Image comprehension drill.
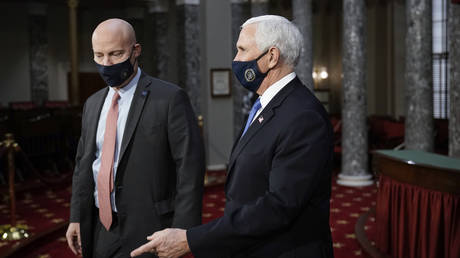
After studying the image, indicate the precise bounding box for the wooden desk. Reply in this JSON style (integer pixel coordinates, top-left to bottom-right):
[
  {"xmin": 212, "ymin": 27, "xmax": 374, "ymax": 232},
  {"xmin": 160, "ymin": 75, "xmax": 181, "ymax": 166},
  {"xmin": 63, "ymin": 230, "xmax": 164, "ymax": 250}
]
[
  {"xmin": 373, "ymin": 150, "xmax": 460, "ymax": 194},
  {"xmin": 372, "ymin": 150, "xmax": 460, "ymax": 258}
]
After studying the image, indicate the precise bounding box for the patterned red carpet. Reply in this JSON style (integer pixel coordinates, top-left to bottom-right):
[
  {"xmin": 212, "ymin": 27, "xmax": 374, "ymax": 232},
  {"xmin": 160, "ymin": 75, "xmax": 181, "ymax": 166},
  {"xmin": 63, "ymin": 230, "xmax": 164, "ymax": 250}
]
[
  {"xmin": 0, "ymin": 180, "xmax": 72, "ymax": 257},
  {"xmin": 0, "ymin": 172, "xmax": 377, "ymax": 258},
  {"xmin": 329, "ymin": 181, "xmax": 377, "ymax": 257}
]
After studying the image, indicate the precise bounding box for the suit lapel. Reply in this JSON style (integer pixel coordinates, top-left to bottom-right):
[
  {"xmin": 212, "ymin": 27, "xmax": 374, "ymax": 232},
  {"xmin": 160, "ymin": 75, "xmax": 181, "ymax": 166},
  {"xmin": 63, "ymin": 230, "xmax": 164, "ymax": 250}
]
[
  {"xmin": 226, "ymin": 78, "xmax": 299, "ymax": 176},
  {"xmin": 87, "ymin": 88, "xmax": 109, "ymax": 158},
  {"xmin": 117, "ymin": 72, "xmax": 151, "ymax": 169},
  {"xmin": 229, "ymin": 124, "xmax": 245, "ymax": 155},
  {"xmin": 227, "ymin": 109, "xmax": 274, "ymax": 173}
]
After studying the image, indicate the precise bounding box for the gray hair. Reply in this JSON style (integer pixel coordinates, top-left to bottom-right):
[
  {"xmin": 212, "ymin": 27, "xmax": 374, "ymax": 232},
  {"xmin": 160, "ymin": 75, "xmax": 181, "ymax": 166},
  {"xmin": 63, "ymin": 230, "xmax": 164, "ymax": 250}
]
[{"xmin": 242, "ymin": 15, "xmax": 303, "ymax": 68}]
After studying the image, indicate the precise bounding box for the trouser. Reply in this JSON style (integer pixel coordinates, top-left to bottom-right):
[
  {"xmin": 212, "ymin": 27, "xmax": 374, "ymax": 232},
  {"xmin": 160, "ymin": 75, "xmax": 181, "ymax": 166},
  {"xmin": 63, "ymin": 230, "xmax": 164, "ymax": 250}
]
[{"xmin": 93, "ymin": 209, "xmax": 125, "ymax": 258}]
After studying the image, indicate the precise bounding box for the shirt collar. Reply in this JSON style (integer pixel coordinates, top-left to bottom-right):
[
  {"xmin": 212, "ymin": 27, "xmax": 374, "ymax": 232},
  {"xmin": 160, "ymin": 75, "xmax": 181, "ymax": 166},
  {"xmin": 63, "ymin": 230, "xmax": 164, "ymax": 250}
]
[
  {"xmin": 259, "ymin": 72, "xmax": 296, "ymax": 109},
  {"xmin": 109, "ymin": 67, "xmax": 141, "ymax": 98}
]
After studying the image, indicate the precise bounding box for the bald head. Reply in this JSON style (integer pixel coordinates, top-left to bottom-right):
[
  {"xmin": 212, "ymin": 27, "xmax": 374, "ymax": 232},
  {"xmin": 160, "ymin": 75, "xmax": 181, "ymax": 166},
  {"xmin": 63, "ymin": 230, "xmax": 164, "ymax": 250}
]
[
  {"xmin": 92, "ymin": 18, "xmax": 136, "ymax": 47},
  {"xmin": 92, "ymin": 18, "xmax": 141, "ymax": 68},
  {"xmin": 92, "ymin": 18, "xmax": 142, "ymax": 87}
]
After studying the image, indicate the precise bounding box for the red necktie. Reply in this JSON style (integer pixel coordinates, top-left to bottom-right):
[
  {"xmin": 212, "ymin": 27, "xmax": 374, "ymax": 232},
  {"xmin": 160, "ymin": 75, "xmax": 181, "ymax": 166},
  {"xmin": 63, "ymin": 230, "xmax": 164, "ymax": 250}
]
[{"xmin": 97, "ymin": 91, "xmax": 120, "ymax": 230}]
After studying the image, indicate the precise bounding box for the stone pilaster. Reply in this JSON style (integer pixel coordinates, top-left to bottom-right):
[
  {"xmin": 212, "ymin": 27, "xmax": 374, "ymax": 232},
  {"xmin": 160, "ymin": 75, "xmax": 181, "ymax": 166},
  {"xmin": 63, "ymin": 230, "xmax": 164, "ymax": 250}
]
[
  {"xmin": 28, "ymin": 3, "xmax": 48, "ymax": 103},
  {"xmin": 449, "ymin": 1, "xmax": 460, "ymax": 158},
  {"xmin": 125, "ymin": 7, "xmax": 145, "ymax": 67},
  {"xmin": 292, "ymin": 0, "xmax": 314, "ymax": 90},
  {"xmin": 176, "ymin": 0, "xmax": 201, "ymax": 115},
  {"xmin": 231, "ymin": 0, "xmax": 251, "ymax": 138},
  {"xmin": 404, "ymin": 0, "xmax": 434, "ymax": 151},
  {"xmin": 338, "ymin": 0, "xmax": 372, "ymax": 187},
  {"xmin": 68, "ymin": 0, "xmax": 79, "ymax": 105},
  {"xmin": 147, "ymin": 0, "xmax": 169, "ymax": 80}
]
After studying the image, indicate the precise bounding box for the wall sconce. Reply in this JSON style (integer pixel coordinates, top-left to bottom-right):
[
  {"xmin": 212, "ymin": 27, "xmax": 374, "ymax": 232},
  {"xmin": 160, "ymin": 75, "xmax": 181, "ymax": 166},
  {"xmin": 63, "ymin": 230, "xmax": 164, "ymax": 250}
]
[{"xmin": 312, "ymin": 67, "xmax": 328, "ymax": 86}]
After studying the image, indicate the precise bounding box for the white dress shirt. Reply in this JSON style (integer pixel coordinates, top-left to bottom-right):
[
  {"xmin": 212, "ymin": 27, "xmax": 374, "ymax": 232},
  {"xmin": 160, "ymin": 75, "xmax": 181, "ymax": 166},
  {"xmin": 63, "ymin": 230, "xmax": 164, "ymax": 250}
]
[
  {"xmin": 93, "ymin": 67, "xmax": 141, "ymax": 212},
  {"xmin": 251, "ymin": 72, "xmax": 296, "ymax": 124}
]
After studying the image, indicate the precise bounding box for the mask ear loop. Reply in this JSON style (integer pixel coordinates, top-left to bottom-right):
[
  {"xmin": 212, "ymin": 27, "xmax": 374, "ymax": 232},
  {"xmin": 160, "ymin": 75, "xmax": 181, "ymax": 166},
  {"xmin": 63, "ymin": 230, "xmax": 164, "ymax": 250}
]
[
  {"xmin": 256, "ymin": 49, "xmax": 272, "ymax": 76},
  {"xmin": 255, "ymin": 49, "xmax": 269, "ymax": 61}
]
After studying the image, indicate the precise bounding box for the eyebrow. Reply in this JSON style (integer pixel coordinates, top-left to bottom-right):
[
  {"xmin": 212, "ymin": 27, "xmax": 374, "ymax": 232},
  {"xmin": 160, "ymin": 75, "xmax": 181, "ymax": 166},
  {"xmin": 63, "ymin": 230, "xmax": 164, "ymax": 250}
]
[
  {"xmin": 110, "ymin": 50, "xmax": 124, "ymax": 54},
  {"xmin": 93, "ymin": 49, "xmax": 125, "ymax": 55}
]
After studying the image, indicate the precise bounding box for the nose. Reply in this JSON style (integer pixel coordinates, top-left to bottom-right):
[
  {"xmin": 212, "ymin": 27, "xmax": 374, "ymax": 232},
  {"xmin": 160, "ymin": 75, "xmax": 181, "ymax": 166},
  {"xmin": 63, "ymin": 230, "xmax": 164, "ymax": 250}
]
[
  {"xmin": 233, "ymin": 51, "xmax": 241, "ymax": 62},
  {"xmin": 102, "ymin": 56, "xmax": 113, "ymax": 66}
]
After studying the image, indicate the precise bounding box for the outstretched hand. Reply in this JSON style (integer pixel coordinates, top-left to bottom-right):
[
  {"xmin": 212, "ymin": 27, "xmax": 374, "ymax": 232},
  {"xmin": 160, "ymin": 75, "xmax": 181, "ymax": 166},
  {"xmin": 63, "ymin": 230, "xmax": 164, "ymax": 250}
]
[{"xmin": 130, "ymin": 228, "xmax": 190, "ymax": 258}]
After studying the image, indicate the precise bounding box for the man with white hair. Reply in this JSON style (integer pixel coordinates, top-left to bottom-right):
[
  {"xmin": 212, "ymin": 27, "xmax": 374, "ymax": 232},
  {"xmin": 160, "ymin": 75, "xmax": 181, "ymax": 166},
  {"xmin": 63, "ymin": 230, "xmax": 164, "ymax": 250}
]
[{"xmin": 131, "ymin": 15, "xmax": 334, "ymax": 258}]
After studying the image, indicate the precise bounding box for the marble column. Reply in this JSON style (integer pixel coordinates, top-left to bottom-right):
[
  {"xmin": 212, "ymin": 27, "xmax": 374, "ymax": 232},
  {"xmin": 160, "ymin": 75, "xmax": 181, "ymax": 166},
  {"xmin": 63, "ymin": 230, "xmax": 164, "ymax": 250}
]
[
  {"xmin": 28, "ymin": 3, "xmax": 48, "ymax": 104},
  {"xmin": 337, "ymin": 0, "xmax": 372, "ymax": 187},
  {"xmin": 231, "ymin": 0, "xmax": 251, "ymax": 138},
  {"xmin": 176, "ymin": 0, "xmax": 201, "ymax": 115},
  {"xmin": 251, "ymin": 0, "xmax": 269, "ymax": 16},
  {"xmin": 292, "ymin": 0, "xmax": 314, "ymax": 90},
  {"xmin": 404, "ymin": 0, "xmax": 434, "ymax": 151},
  {"xmin": 449, "ymin": 2, "xmax": 460, "ymax": 158},
  {"xmin": 147, "ymin": 0, "xmax": 169, "ymax": 80},
  {"xmin": 126, "ymin": 7, "xmax": 145, "ymax": 67},
  {"xmin": 68, "ymin": 0, "xmax": 79, "ymax": 105}
]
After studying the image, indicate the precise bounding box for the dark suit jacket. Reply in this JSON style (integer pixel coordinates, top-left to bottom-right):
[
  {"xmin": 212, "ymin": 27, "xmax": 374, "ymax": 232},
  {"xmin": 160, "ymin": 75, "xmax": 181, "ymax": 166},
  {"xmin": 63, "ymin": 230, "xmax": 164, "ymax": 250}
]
[
  {"xmin": 187, "ymin": 77, "xmax": 334, "ymax": 258},
  {"xmin": 70, "ymin": 72, "xmax": 205, "ymax": 257}
]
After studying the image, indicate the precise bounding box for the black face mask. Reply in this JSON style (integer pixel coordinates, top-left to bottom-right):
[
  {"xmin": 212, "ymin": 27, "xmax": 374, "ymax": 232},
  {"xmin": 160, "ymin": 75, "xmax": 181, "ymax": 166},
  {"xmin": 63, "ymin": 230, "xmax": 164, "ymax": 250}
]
[
  {"xmin": 95, "ymin": 47, "xmax": 136, "ymax": 87},
  {"xmin": 231, "ymin": 50, "xmax": 270, "ymax": 93}
]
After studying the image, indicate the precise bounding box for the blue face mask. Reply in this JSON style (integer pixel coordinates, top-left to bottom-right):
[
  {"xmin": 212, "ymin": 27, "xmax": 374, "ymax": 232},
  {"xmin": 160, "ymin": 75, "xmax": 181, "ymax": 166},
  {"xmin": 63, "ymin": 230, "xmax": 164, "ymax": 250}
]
[
  {"xmin": 95, "ymin": 47, "xmax": 136, "ymax": 87},
  {"xmin": 232, "ymin": 50, "xmax": 270, "ymax": 92}
]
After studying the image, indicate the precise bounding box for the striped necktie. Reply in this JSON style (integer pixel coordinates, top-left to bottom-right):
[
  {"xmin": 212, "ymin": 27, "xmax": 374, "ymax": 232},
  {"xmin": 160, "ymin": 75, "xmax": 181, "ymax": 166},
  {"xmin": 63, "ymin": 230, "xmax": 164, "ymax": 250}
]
[{"xmin": 97, "ymin": 91, "xmax": 120, "ymax": 230}]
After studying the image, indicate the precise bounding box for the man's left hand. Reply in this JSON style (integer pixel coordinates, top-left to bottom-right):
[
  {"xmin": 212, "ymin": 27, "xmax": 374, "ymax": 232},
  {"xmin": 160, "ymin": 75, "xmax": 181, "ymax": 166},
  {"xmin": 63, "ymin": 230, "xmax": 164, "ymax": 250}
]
[{"xmin": 130, "ymin": 228, "xmax": 190, "ymax": 258}]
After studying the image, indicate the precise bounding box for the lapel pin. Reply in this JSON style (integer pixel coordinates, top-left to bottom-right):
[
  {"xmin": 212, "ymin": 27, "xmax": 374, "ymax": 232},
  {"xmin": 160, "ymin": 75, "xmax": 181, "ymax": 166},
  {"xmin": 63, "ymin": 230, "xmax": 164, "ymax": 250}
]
[
  {"xmin": 141, "ymin": 90, "xmax": 149, "ymax": 97},
  {"xmin": 258, "ymin": 116, "xmax": 264, "ymax": 123}
]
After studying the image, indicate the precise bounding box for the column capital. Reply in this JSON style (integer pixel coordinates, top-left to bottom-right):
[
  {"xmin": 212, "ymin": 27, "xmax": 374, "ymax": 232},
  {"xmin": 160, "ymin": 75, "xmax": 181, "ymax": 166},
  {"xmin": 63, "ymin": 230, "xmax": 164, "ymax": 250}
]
[
  {"xmin": 147, "ymin": 0, "xmax": 168, "ymax": 13},
  {"xmin": 68, "ymin": 0, "xmax": 79, "ymax": 9},
  {"xmin": 176, "ymin": 0, "xmax": 200, "ymax": 6}
]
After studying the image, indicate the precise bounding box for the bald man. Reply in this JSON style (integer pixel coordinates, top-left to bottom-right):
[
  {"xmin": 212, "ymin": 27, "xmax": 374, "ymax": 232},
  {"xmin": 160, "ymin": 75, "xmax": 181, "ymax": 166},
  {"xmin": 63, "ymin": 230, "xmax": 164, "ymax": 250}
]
[{"xmin": 65, "ymin": 18, "xmax": 205, "ymax": 258}]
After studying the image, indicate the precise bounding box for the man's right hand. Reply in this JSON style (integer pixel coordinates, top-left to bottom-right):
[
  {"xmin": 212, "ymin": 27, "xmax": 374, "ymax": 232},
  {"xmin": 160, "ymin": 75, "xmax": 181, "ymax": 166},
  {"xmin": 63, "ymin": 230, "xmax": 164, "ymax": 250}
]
[{"xmin": 66, "ymin": 222, "xmax": 82, "ymax": 255}]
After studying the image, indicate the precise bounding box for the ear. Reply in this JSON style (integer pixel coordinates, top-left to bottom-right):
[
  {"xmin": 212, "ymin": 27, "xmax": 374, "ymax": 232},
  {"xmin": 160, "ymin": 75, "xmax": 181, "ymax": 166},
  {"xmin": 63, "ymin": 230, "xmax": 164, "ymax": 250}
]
[
  {"xmin": 134, "ymin": 43, "xmax": 142, "ymax": 58},
  {"xmin": 267, "ymin": 47, "xmax": 280, "ymax": 69}
]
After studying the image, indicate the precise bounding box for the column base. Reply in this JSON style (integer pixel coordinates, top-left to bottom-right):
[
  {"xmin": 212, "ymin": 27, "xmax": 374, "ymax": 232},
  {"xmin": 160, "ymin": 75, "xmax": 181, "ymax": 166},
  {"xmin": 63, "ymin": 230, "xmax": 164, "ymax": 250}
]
[
  {"xmin": 206, "ymin": 164, "xmax": 227, "ymax": 171},
  {"xmin": 337, "ymin": 173, "xmax": 374, "ymax": 187}
]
